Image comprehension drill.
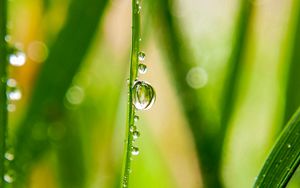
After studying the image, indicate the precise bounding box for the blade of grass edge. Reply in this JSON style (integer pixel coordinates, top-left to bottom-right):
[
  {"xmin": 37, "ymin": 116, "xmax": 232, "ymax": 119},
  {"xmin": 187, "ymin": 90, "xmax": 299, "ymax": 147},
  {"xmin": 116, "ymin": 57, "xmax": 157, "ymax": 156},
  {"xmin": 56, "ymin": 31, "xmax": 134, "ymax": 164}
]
[
  {"xmin": 254, "ymin": 107, "xmax": 300, "ymax": 187},
  {"xmin": 12, "ymin": 0, "xmax": 109, "ymax": 186}
]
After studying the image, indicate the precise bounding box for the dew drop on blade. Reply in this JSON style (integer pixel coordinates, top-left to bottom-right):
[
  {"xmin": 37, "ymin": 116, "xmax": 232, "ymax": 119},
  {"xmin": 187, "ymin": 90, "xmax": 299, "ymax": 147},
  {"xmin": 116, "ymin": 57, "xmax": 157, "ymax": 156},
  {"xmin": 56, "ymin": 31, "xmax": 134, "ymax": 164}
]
[
  {"xmin": 138, "ymin": 64, "xmax": 147, "ymax": 74},
  {"xmin": 9, "ymin": 51, "xmax": 26, "ymax": 67},
  {"xmin": 131, "ymin": 147, "xmax": 139, "ymax": 156},
  {"xmin": 134, "ymin": 115, "xmax": 139, "ymax": 122},
  {"xmin": 130, "ymin": 125, "xmax": 136, "ymax": 133},
  {"xmin": 132, "ymin": 81, "xmax": 156, "ymax": 110},
  {"xmin": 138, "ymin": 52, "xmax": 145, "ymax": 61},
  {"xmin": 7, "ymin": 87, "xmax": 22, "ymax": 101},
  {"xmin": 133, "ymin": 131, "xmax": 140, "ymax": 140},
  {"xmin": 4, "ymin": 171, "xmax": 15, "ymax": 183},
  {"xmin": 4, "ymin": 151, "xmax": 14, "ymax": 161}
]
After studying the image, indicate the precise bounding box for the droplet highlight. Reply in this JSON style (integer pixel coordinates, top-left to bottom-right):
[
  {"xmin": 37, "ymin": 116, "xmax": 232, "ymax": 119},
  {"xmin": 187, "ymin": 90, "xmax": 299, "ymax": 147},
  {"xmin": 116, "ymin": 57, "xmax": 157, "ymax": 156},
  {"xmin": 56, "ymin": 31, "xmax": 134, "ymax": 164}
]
[
  {"xmin": 132, "ymin": 81, "xmax": 156, "ymax": 110},
  {"xmin": 138, "ymin": 64, "xmax": 147, "ymax": 74}
]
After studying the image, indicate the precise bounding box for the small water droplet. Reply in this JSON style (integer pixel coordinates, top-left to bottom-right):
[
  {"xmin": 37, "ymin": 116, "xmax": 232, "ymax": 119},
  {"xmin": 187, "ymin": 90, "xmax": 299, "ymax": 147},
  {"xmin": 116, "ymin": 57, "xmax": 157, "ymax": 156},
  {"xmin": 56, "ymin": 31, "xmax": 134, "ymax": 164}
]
[
  {"xmin": 5, "ymin": 35, "xmax": 11, "ymax": 42},
  {"xmin": 138, "ymin": 64, "xmax": 147, "ymax": 74},
  {"xmin": 130, "ymin": 125, "xmax": 136, "ymax": 133},
  {"xmin": 138, "ymin": 52, "xmax": 145, "ymax": 61},
  {"xmin": 4, "ymin": 151, "xmax": 14, "ymax": 161},
  {"xmin": 4, "ymin": 171, "xmax": 15, "ymax": 183},
  {"xmin": 131, "ymin": 147, "xmax": 139, "ymax": 156},
  {"xmin": 138, "ymin": 5, "xmax": 142, "ymax": 13},
  {"xmin": 7, "ymin": 88, "xmax": 21, "ymax": 101},
  {"xmin": 132, "ymin": 81, "xmax": 156, "ymax": 110},
  {"xmin": 9, "ymin": 51, "xmax": 26, "ymax": 66},
  {"xmin": 7, "ymin": 103, "xmax": 16, "ymax": 112},
  {"xmin": 134, "ymin": 115, "xmax": 139, "ymax": 122},
  {"xmin": 133, "ymin": 131, "xmax": 140, "ymax": 140},
  {"xmin": 287, "ymin": 144, "xmax": 291, "ymax": 148}
]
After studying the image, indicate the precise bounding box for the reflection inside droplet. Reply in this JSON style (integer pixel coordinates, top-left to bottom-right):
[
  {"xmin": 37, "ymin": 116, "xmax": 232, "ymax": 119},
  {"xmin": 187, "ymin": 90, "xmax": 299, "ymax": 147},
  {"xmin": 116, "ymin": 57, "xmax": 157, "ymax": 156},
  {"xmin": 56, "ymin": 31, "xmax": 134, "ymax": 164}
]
[{"xmin": 132, "ymin": 81, "xmax": 156, "ymax": 110}]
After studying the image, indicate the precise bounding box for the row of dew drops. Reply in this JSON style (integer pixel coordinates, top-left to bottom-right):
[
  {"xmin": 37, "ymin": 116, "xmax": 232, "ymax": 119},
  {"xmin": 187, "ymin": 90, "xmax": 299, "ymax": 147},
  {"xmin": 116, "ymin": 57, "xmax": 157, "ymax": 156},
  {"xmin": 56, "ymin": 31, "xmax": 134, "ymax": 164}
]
[
  {"xmin": 123, "ymin": 49, "xmax": 156, "ymax": 187},
  {"xmin": 129, "ymin": 51, "xmax": 156, "ymax": 158},
  {"xmin": 2, "ymin": 37, "xmax": 27, "ymax": 184}
]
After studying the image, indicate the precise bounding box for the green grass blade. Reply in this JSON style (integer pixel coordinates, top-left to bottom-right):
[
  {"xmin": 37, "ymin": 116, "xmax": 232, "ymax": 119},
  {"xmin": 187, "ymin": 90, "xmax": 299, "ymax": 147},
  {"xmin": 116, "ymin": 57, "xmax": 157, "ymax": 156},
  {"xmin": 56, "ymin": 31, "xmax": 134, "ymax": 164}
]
[
  {"xmin": 254, "ymin": 107, "xmax": 300, "ymax": 187},
  {"xmin": 153, "ymin": 0, "xmax": 223, "ymax": 187},
  {"xmin": 120, "ymin": 0, "xmax": 141, "ymax": 187},
  {"xmin": 283, "ymin": 2, "xmax": 300, "ymax": 124},
  {"xmin": 0, "ymin": 0, "xmax": 8, "ymax": 186},
  {"xmin": 12, "ymin": 0, "xmax": 109, "ymax": 186},
  {"xmin": 220, "ymin": 1, "xmax": 252, "ymax": 134}
]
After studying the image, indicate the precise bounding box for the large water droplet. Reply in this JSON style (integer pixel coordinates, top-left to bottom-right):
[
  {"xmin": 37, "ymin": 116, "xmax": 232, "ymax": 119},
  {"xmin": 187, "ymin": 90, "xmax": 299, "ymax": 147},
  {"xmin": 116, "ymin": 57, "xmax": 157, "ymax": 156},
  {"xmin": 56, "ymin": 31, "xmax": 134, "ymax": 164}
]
[
  {"xmin": 131, "ymin": 147, "xmax": 139, "ymax": 156},
  {"xmin": 138, "ymin": 64, "xmax": 147, "ymax": 74},
  {"xmin": 138, "ymin": 52, "xmax": 145, "ymax": 61},
  {"xmin": 133, "ymin": 131, "xmax": 140, "ymax": 140},
  {"xmin": 132, "ymin": 81, "xmax": 156, "ymax": 110},
  {"xmin": 9, "ymin": 51, "xmax": 26, "ymax": 67}
]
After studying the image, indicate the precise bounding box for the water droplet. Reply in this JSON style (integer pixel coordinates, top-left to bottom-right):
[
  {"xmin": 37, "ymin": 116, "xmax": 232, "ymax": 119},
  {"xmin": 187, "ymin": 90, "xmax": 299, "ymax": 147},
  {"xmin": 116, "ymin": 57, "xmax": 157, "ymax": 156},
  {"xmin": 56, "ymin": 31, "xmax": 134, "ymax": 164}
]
[
  {"xmin": 138, "ymin": 52, "xmax": 145, "ymax": 61},
  {"xmin": 4, "ymin": 171, "xmax": 15, "ymax": 183},
  {"xmin": 7, "ymin": 78, "xmax": 17, "ymax": 87},
  {"xmin": 131, "ymin": 147, "xmax": 139, "ymax": 156},
  {"xmin": 5, "ymin": 35, "xmax": 11, "ymax": 42},
  {"xmin": 138, "ymin": 5, "xmax": 142, "ymax": 13},
  {"xmin": 4, "ymin": 150, "xmax": 14, "ymax": 161},
  {"xmin": 7, "ymin": 103, "xmax": 16, "ymax": 112},
  {"xmin": 9, "ymin": 51, "xmax": 26, "ymax": 66},
  {"xmin": 7, "ymin": 87, "xmax": 22, "ymax": 101},
  {"xmin": 130, "ymin": 125, "xmax": 136, "ymax": 133},
  {"xmin": 287, "ymin": 144, "xmax": 291, "ymax": 148},
  {"xmin": 132, "ymin": 81, "xmax": 156, "ymax": 110},
  {"xmin": 186, "ymin": 67, "xmax": 208, "ymax": 89},
  {"xmin": 134, "ymin": 115, "xmax": 139, "ymax": 122},
  {"xmin": 138, "ymin": 64, "xmax": 147, "ymax": 74},
  {"xmin": 133, "ymin": 131, "xmax": 140, "ymax": 140}
]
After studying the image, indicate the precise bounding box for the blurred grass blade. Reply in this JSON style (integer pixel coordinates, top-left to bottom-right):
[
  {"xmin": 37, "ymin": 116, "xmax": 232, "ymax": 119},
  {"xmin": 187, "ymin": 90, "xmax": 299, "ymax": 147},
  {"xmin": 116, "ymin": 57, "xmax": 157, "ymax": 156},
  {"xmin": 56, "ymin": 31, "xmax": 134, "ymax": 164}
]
[
  {"xmin": 153, "ymin": 0, "xmax": 223, "ymax": 187},
  {"xmin": 254, "ymin": 107, "xmax": 300, "ymax": 187},
  {"xmin": 283, "ymin": 1, "xmax": 300, "ymax": 124},
  {"xmin": 153, "ymin": 0, "xmax": 253, "ymax": 187},
  {"xmin": 12, "ymin": 0, "xmax": 109, "ymax": 186},
  {"xmin": 220, "ymin": 1, "xmax": 252, "ymax": 133}
]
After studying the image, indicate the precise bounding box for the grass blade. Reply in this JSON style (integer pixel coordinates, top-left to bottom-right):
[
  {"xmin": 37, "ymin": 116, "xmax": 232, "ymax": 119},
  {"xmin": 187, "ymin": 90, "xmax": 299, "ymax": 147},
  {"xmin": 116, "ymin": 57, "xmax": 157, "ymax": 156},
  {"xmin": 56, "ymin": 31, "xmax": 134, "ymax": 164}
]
[
  {"xmin": 153, "ymin": 0, "xmax": 223, "ymax": 187},
  {"xmin": 12, "ymin": 0, "xmax": 109, "ymax": 186},
  {"xmin": 254, "ymin": 107, "xmax": 300, "ymax": 187},
  {"xmin": 283, "ymin": 2, "xmax": 300, "ymax": 124},
  {"xmin": 120, "ymin": 0, "xmax": 141, "ymax": 187},
  {"xmin": 0, "ymin": 0, "xmax": 8, "ymax": 186}
]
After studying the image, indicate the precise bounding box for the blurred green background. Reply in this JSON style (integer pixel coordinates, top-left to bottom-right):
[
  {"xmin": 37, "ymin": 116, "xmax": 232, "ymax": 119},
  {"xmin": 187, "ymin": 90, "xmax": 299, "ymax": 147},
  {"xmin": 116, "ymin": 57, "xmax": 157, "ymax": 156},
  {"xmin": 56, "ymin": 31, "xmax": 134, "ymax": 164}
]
[{"xmin": 5, "ymin": 0, "xmax": 300, "ymax": 187}]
